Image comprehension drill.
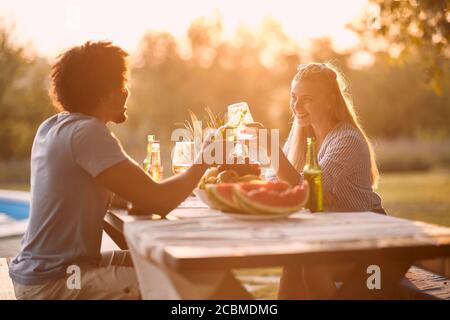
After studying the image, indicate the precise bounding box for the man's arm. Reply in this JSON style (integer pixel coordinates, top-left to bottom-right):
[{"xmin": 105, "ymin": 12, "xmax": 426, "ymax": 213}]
[{"xmin": 95, "ymin": 158, "xmax": 207, "ymax": 217}]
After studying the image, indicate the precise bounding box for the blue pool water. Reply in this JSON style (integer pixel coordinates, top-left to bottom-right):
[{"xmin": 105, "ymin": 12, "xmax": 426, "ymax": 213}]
[
  {"xmin": 0, "ymin": 190, "xmax": 30, "ymax": 238},
  {"xmin": 0, "ymin": 199, "xmax": 29, "ymax": 220},
  {"xmin": 0, "ymin": 190, "xmax": 30, "ymax": 220}
]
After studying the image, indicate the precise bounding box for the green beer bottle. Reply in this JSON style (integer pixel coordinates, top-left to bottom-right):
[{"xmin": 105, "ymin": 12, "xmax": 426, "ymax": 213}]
[
  {"xmin": 303, "ymin": 137, "xmax": 323, "ymax": 212},
  {"xmin": 143, "ymin": 134, "xmax": 155, "ymax": 173}
]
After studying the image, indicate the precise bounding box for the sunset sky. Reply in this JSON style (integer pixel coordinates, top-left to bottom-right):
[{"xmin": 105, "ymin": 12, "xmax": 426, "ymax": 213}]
[{"xmin": 0, "ymin": 0, "xmax": 369, "ymax": 58}]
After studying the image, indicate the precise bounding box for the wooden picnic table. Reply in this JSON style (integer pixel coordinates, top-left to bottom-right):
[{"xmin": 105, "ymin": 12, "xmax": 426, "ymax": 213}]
[{"xmin": 104, "ymin": 197, "xmax": 450, "ymax": 299}]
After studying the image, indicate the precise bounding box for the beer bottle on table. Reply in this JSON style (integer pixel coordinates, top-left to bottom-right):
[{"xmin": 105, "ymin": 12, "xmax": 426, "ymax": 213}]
[
  {"xmin": 149, "ymin": 140, "xmax": 164, "ymax": 182},
  {"xmin": 130, "ymin": 134, "xmax": 157, "ymax": 214},
  {"xmin": 143, "ymin": 134, "xmax": 155, "ymax": 173},
  {"xmin": 303, "ymin": 137, "xmax": 323, "ymax": 212}
]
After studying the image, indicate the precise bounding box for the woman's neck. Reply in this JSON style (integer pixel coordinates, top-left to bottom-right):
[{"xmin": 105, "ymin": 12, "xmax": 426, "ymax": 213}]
[{"xmin": 311, "ymin": 118, "xmax": 340, "ymax": 147}]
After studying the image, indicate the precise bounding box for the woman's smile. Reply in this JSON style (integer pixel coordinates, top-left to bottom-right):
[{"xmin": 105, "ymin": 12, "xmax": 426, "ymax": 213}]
[
  {"xmin": 293, "ymin": 105, "xmax": 310, "ymax": 119},
  {"xmin": 295, "ymin": 111, "xmax": 309, "ymax": 119}
]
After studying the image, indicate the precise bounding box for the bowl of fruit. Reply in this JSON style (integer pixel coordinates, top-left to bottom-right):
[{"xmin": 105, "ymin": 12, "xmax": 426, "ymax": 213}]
[
  {"xmin": 195, "ymin": 156, "xmax": 263, "ymax": 208},
  {"xmin": 197, "ymin": 157, "xmax": 262, "ymax": 187},
  {"xmin": 205, "ymin": 180, "xmax": 310, "ymax": 220}
]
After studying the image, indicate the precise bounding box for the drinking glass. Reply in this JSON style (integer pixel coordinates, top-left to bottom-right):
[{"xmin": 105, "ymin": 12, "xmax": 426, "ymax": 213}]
[
  {"xmin": 172, "ymin": 141, "xmax": 196, "ymax": 174},
  {"xmin": 227, "ymin": 102, "xmax": 256, "ymax": 159},
  {"xmin": 227, "ymin": 102, "xmax": 254, "ymax": 132}
]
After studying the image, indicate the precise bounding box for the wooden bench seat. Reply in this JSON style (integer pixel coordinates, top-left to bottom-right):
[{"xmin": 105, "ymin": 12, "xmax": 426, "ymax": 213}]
[{"xmin": 400, "ymin": 266, "xmax": 450, "ymax": 300}]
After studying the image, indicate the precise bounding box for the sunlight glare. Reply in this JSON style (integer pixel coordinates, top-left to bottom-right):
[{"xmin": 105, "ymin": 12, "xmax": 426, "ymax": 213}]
[{"xmin": 0, "ymin": 0, "xmax": 369, "ymax": 58}]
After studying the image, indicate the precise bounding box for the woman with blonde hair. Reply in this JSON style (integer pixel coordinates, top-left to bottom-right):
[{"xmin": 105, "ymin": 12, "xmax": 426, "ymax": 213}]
[{"xmin": 248, "ymin": 62, "xmax": 385, "ymax": 298}]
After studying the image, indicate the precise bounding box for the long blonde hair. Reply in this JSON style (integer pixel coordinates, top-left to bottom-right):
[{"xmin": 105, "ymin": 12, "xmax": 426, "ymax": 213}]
[{"xmin": 285, "ymin": 62, "xmax": 379, "ymax": 189}]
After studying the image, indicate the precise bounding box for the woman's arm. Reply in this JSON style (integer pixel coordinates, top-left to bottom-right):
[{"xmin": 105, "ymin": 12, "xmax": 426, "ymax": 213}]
[{"xmin": 274, "ymin": 146, "xmax": 302, "ymax": 186}]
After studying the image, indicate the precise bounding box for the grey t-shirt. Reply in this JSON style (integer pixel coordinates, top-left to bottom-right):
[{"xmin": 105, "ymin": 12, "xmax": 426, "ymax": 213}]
[{"xmin": 9, "ymin": 112, "xmax": 128, "ymax": 285}]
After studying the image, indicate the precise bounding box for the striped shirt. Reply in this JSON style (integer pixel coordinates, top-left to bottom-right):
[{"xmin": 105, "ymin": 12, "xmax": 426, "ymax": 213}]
[{"xmin": 273, "ymin": 123, "xmax": 383, "ymax": 212}]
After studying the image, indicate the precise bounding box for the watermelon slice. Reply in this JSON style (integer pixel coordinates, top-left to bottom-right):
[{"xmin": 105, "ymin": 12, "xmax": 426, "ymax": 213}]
[
  {"xmin": 206, "ymin": 183, "xmax": 241, "ymax": 212},
  {"xmin": 234, "ymin": 180, "xmax": 309, "ymax": 215}
]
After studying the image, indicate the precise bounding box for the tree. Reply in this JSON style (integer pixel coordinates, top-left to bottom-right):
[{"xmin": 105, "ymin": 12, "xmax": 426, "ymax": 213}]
[
  {"xmin": 351, "ymin": 0, "xmax": 449, "ymax": 94},
  {"xmin": 0, "ymin": 25, "xmax": 53, "ymax": 159}
]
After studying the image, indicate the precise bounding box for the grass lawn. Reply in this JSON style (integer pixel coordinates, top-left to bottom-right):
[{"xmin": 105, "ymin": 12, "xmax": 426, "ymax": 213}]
[
  {"xmin": 378, "ymin": 170, "xmax": 450, "ymax": 227},
  {"xmin": 2, "ymin": 170, "xmax": 449, "ymax": 299}
]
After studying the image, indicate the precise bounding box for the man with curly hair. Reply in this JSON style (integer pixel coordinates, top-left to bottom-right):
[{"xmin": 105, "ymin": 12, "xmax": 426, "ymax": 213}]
[{"xmin": 9, "ymin": 41, "xmax": 250, "ymax": 300}]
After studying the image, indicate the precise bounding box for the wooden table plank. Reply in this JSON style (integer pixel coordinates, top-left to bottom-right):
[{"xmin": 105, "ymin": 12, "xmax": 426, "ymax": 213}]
[
  {"xmin": 104, "ymin": 197, "xmax": 211, "ymax": 249},
  {"xmin": 123, "ymin": 211, "xmax": 450, "ymax": 272},
  {"xmin": 105, "ymin": 208, "xmax": 450, "ymax": 276},
  {"xmin": 163, "ymin": 242, "xmax": 450, "ymax": 271},
  {"xmin": 105, "ymin": 197, "xmax": 209, "ymax": 231}
]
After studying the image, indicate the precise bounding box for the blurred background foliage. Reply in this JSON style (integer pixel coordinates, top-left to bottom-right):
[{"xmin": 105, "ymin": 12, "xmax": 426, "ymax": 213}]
[
  {"xmin": 0, "ymin": 0, "xmax": 449, "ymax": 186},
  {"xmin": 353, "ymin": 0, "xmax": 449, "ymax": 94},
  {"xmin": 0, "ymin": 26, "xmax": 53, "ymax": 160}
]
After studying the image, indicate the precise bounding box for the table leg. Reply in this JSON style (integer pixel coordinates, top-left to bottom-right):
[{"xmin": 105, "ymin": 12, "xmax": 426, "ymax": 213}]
[
  {"xmin": 103, "ymin": 220, "xmax": 128, "ymax": 250},
  {"xmin": 209, "ymin": 270, "xmax": 254, "ymax": 300},
  {"xmin": 278, "ymin": 266, "xmax": 308, "ymax": 299}
]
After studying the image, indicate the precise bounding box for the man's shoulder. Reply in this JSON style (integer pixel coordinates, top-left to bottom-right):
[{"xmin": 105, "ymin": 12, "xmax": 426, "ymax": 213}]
[
  {"xmin": 34, "ymin": 114, "xmax": 110, "ymax": 152},
  {"xmin": 70, "ymin": 114, "xmax": 107, "ymax": 135},
  {"xmin": 36, "ymin": 113, "xmax": 59, "ymax": 133},
  {"xmin": 42, "ymin": 112, "xmax": 106, "ymax": 135}
]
